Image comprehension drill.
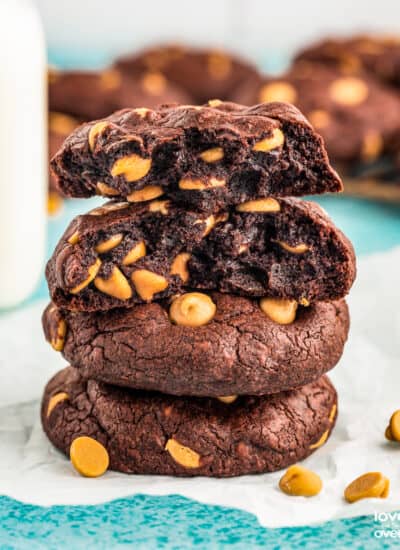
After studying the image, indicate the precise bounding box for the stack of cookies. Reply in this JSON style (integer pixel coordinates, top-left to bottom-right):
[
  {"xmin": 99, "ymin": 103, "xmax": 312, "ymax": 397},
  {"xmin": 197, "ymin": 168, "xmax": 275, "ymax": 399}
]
[{"xmin": 41, "ymin": 101, "xmax": 355, "ymax": 477}]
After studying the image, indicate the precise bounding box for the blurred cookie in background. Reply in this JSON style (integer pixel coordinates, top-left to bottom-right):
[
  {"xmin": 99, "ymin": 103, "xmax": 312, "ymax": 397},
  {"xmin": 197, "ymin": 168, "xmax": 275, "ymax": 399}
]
[
  {"xmin": 48, "ymin": 67, "xmax": 192, "ymax": 120},
  {"xmin": 234, "ymin": 62, "xmax": 400, "ymax": 174},
  {"xmin": 114, "ymin": 43, "xmax": 260, "ymax": 104},
  {"xmin": 295, "ymin": 34, "xmax": 400, "ymax": 88}
]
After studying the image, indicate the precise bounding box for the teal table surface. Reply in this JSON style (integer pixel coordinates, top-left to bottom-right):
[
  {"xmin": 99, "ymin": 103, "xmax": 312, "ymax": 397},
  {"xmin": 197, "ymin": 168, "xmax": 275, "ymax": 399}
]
[{"xmin": 4, "ymin": 48, "xmax": 400, "ymax": 548}]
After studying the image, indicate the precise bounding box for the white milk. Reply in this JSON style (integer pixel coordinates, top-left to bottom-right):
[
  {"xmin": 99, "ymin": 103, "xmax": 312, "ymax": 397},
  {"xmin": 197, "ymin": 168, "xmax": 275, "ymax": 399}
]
[{"xmin": 0, "ymin": 0, "xmax": 46, "ymax": 308}]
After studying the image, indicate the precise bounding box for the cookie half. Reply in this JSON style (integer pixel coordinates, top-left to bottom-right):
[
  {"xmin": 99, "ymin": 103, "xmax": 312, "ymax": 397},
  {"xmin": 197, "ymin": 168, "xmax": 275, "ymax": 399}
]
[
  {"xmin": 43, "ymin": 294, "xmax": 349, "ymax": 396},
  {"xmin": 42, "ymin": 367, "xmax": 338, "ymax": 477},
  {"xmin": 50, "ymin": 101, "xmax": 342, "ymax": 210},
  {"xmin": 46, "ymin": 198, "xmax": 355, "ymax": 312}
]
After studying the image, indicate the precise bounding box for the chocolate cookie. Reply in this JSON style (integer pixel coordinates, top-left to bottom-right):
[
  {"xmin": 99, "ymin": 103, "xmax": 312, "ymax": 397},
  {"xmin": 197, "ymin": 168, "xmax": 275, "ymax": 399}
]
[
  {"xmin": 295, "ymin": 34, "xmax": 400, "ymax": 88},
  {"xmin": 43, "ymin": 295, "xmax": 349, "ymax": 396},
  {"xmin": 41, "ymin": 366, "xmax": 338, "ymax": 477},
  {"xmin": 48, "ymin": 67, "xmax": 191, "ymax": 121},
  {"xmin": 235, "ymin": 63, "xmax": 400, "ymax": 165},
  {"xmin": 50, "ymin": 101, "xmax": 342, "ymax": 211},
  {"xmin": 45, "ymin": 198, "xmax": 355, "ymax": 312},
  {"xmin": 115, "ymin": 44, "xmax": 260, "ymax": 104},
  {"xmin": 49, "ymin": 112, "xmax": 81, "ymax": 191}
]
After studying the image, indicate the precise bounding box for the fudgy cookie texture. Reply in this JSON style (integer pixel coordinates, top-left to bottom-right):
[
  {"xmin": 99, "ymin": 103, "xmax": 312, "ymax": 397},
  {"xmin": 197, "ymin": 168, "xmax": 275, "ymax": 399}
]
[
  {"xmin": 50, "ymin": 101, "xmax": 342, "ymax": 211},
  {"xmin": 115, "ymin": 44, "xmax": 260, "ymax": 104},
  {"xmin": 43, "ymin": 295, "xmax": 349, "ymax": 396},
  {"xmin": 295, "ymin": 34, "xmax": 400, "ymax": 88},
  {"xmin": 48, "ymin": 68, "xmax": 191, "ymax": 120},
  {"xmin": 235, "ymin": 63, "xmax": 400, "ymax": 165},
  {"xmin": 49, "ymin": 112, "xmax": 81, "ymax": 191},
  {"xmin": 45, "ymin": 198, "xmax": 356, "ymax": 312},
  {"xmin": 41, "ymin": 366, "xmax": 338, "ymax": 477}
]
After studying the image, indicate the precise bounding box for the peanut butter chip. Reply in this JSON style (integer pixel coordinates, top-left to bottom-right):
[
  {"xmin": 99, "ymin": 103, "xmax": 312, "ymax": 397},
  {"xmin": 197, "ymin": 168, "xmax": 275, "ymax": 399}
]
[
  {"xmin": 277, "ymin": 241, "xmax": 309, "ymax": 254},
  {"xmin": 47, "ymin": 392, "xmax": 69, "ymax": 417},
  {"xmin": 133, "ymin": 107, "xmax": 151, "ymax": 118},
  {"xmin": 178, "ymin": 177, "xmax": 226, "ymax": 190},
  {"xmin": 279, "ymin": 465, "xmax": 322, "ymax": 497},
  {"xmin": 259, "ymin": 81, "xmax": 297, "ymax": 104},
  {"xmin": 122, "ymin": 241, "xmax": 146, "ymax": 266},
  {"xmin": 385, "ymin": 426, "xmax": 395, "ymax": 441},
  {"xmin": 67, "ymin": 231, "xmax": 80, "ymax": 245},
  {"xmin": 309, "ymin": 430, "xmax": 329, "ymax": 450},
  {"xmin": 131, "ymin": 269, "xmax": 168, "ymax": 301},
  {"xmin": 47, "ymin": 191, "xmax": 63, "ymax": 216},
  {"xmin": 96, "ymin": 182, "xmax": 119, "ymax": 196},
  {"xmin": 148, "ymin": 200, "xmax": 170, "ymax": 215},
  {"xmin": 88, "ymin": 121, "xmax": 109, "ymax": 152},
  {"xmin": 170, "ymin": 253, "xmax": 191, "ymax": 283},
  {"xmin": 208, "ymin": 99, "xmax": 222, "ymax": 108},
  {"xmin": 165, "ymin": 438, "xmax": 201, "ymax": 469},
  {"xmin": 51, "ymin": 318, "xmax": 67, "ymax": 352},
  {"xmin": 169, "ymin": 292, "xmax": 216, "ymax": 327},
  {"xmin": 127, "ymin": 185, "xmax": 164, "ymax": 202},
  {"xmin": 329, "ymin": 403, "xmax": 337, "ymax": 423},
  {"xmin": 329, "ymin": 77, "xmax": 369, "ymax": 106},
  {"xmin": 389, "ymin": 410, "xmax": 400, "ymax": 441},
  {"xmin": 70, "ymin": 258, "xmax": 101, "ymax": 294},
  {"xmin": 141, "ymin": 71, "xmax": 166, "ymax": 95},
  {"xmin": 217, "ymin": 395, "xmax": 238, "ymax": 404},
  {"xmin": 260, "ymin": 298, "xmax": 298, "ymax": 325},
  {"xmin": 236, "ymin": 198, "xmax": 280, "ymax": 213},
  {"xmin": 253, "ymin": 128, "xmax": 285, "ymax": 152},
  {"xmin": 94, "ymin": 266, "xmax": 132, "ymax": 300},
  {"xmin": 95, "ymin": 233, "xmax": 123, "ymax": 254},
  {"xmin": 70, "ymin": 436, "xmax": 110, "ymax": 478},
  {"xmin": 199, "ymin": 147, "xmax": 224, "ymax": 163},
  {"xmin": 344, "ymin": 472, "xmax": 390, "ymax": 503},
  {"xmin": 111, "ymin": 154, "xmax": 152, "ymax": 182}
]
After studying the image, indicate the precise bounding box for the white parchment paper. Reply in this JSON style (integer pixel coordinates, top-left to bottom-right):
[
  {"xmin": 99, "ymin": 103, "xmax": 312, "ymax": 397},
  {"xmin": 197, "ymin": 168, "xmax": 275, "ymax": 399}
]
[{"xmin": 1, "ymin": 248, "xmax": 400, "ymax": 528}]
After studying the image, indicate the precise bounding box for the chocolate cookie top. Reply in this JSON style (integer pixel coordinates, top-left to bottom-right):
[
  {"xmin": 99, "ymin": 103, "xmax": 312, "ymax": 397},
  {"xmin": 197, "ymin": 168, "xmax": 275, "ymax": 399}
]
[
  {"xmin": 42, "ymin": 366, "xmax": 337, "ymax": 477},
  {"xmin": 114, "ymin": 44, "xmax": 260, "ymax": 104},
  {"xmin": 48, "ymin": 67, "xmax": 191, "ymax": 120},
  {"xmin": 43, "ymin": 295, "xmax": 349, "ymax": 397},
  {"xmin": 235, "ymin": 63, "xmax": 400, "ymax": 164},
  {"xmin": 50, "ymin": 101, "xmax": 342, "ymax": 210},
  {"xmin": 295, "ymin": 34, "xmax": 400, "ymax": 87},
  {"xmin": 45, "ymin": 198, "xmax": 356, "ymax": 312}
]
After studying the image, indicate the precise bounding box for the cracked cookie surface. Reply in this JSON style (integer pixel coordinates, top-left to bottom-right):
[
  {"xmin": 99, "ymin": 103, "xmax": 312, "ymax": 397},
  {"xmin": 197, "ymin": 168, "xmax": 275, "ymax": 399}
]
[
  {"xmin": 43, "ymin": 294, "xmax": 349, "ymax": 396},
  {"xmin": 50, "ymin": 101, "xmax": 342, "ymax": 211},
  {"xmin": 45, "ymin": 198, "xmax": 355, "ymax": 312},
  {"xmin": 41, "ymin": 366, "xmax": 337, "ymax": 477}
]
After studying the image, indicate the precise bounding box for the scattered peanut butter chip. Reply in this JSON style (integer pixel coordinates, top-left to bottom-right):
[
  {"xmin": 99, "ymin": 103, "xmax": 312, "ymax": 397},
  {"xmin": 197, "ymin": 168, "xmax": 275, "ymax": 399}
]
[
  {"xmin": 260, "ymin": 298, "xmax": 298, "ymax": 325},
  {"xmin": 329, "ymin": 77, "xmax": 369, "ymax": 106},
  {"xmin": 389, "ymin": 410, "xmax": 400, "ymax": 441},
  {"xmin": 95, "ymin": 233, "xmax": 123, "ymax": 254},
  {"xmin": 199, "ymin": 147, "xmax": 224, "ymax": 163},
  {"xmin": 236, "ymin": 198, "xmax": 280, "ymax": 213},
  {"xmin": 131, "ymin": 269, "xmax": 168, "ymax": 301},
  {"xmin": 279, "ymin": 465, "xmax": 322, "ymax": 497},
  {"xmin": 70, "ymin": 258, "xmax": 102, "ymax": 294},
  {"xmin": 329, "ymin": 403, "xmax": 337, "ymax": 423},
  {"xmin": 50, "ymin": 318, "xmax": 67, "ymax": 352},
  {"xmin": 127, "ymin": 185, "xmax": 164, "ymax": 202},
  {"xmin": 217, "ymin": 395, "xmax": 238, "ymax": 404},
  {"xmin": 122, "ymin": 241, "xmax": 146, "ymax": 266},
  {"xmin": 47, "ymin": 191, "xmax": 63, "ymax": 216},
  {"xmin": 344, "ymin": 472, "xmax": 390, "ymax": 503},
  {"xmin": 253, "ymin": 128, "xmax": 285, "ymax": 152},
  {"xmin": 309, "ymin": 430, "xmax": 329, "ymax": 450},
  {"xmin": 178, "ymin": 177, "xmax": 226, "ymax": 190},
  {"xmin": 194, "ymin": 213, "xmax": 228, "ymax": 237},
  {"xmin": 96, "ymin": 182, "xmax": 119, "ymax": 196},
  {"xmin": 94, "ymin": 266, "xmax": 132, "ymax": 300},
  {"xmin": 88, "ymin": 121, "xmax": 109, "ymax": 152},
  {"xmin": 170, "ymin": 253, "xmax": 191, "ymax": 283},
  {"xmin": 277, "ymin": 241, "xmax": 309, "ymax": 254},
  {"xmin": 67, "ymin": 231, "xmax": 80, "ymax": 245},
  {"xmin": 169, "ymin": 292, "xmax": 216, "ymax": 327},
  {"xmin": 165, "ymin": 438, "xmax": 201, "ymax": 469},
  {"xmin": 111, "ymin": 154, "xmax": 152, "ymax": 182},
  {"xmin": 133, "ymin": 107, "xmax": 151, "ymax": 118},
  {"xmin": 47, "ymin": 392, "xmax": 69, "ymax": 417},
  {"xmin": 299, "ymin": 297, "xmax": 310, "ymax": 307},
  {"xmin": 259, "ymin": 81, "xmax": 297, "ymax": 104},
  {"xmin": 70, "ymin": 436, "xmax": 110, "ymax": 478},
  {"xmin": 208, "ymin": 99, "xmax": 222, "ymax": 108},
  {"xmin": 385, "ymin": 425, "xmax": 395, "ymax": 441},
  {"xmin": 89, "ymin": 202, "xmax": 130, "ymax": 216},
  {"xmin": 148, "ymin": 200, "xmax": 170, "ymax": 215}
]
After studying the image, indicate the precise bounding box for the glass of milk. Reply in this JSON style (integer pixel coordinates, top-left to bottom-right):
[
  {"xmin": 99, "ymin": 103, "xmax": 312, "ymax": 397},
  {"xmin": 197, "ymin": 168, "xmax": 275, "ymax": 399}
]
[{"xmin": 0, "ymin": 0, "xmax": 47, "ymax": 309}]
